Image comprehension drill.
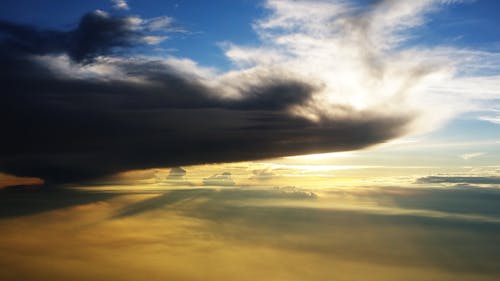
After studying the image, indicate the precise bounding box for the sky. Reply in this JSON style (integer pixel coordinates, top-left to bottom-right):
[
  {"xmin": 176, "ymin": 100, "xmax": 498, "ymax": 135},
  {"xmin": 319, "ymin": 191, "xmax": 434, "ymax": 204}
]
[{"xmin": 0, "ymin": 0, "xmax": 500, "ymax": 280}]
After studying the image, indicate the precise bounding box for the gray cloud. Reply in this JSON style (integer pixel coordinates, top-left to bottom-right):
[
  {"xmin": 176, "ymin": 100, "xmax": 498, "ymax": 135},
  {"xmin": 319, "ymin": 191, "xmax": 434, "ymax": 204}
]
[
  {"xmin": 0, "ymin": 10, "xmax": 151, "ymax": 63},
  {"xmin": 417, "ymin": 176, "xmax": 500, "ymax": 185},
  {"xmin": 250, "ymin": 168, "xmax": 276, "ymax": 181},
  {"xmin": 166, "ymin": 167, "xmax": 187, "ymax": 180},
  {"xmin": 0, "ymin": 10, "xmax": 415, "ymax": 185},
  {"xmin": 203, "ymin": 172, "xmax": 235, "ymax": 186}
]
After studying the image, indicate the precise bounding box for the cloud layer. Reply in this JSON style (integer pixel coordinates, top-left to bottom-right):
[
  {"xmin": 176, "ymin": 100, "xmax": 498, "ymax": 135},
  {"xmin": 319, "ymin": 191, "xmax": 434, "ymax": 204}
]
[
  {"xmin": 1, "ymin": 184, "xmax": 500, "ymax": 280},
  {"xmin": 0, "ymin": 0, "xmax": 498, "ymax": 185}
]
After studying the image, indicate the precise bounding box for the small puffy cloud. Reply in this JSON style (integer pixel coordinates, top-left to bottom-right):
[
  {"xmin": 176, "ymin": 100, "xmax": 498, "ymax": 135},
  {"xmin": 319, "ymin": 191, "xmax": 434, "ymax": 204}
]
[
  {"xmin": 111, "ymin": 0, "xmax": 129, "ymax": 10},
  {"xmin": 142, "ymin": 35, "xmax": 168, "ymax": 45},
  {"xmin": 166, "ymin": 167, "xmax": 187, "ymax": 180},
  {"xmin": 250, "ymin": 168, "xmax": 276, "ymax": 181},
  {"xmin": 203, "ymin": 172, "xmax": 235, "ymax": 186},
  {"xmin": 271, "ymin": 186, "xmax": 317, "ymax": 199}
]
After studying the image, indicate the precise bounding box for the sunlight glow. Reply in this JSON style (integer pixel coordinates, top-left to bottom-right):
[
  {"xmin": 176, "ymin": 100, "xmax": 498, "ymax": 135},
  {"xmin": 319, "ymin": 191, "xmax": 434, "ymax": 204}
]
[{"xmin": 284, "ymin": 151, "xmax": 355, "ymax": 161}]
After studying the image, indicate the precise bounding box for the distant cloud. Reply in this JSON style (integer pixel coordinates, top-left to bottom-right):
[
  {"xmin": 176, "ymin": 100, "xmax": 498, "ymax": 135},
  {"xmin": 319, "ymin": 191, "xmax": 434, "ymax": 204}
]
[
  {"xmin": 417, "ymin": 176, "xmax": 500, "ymax": 185},
  {"xmin": 141, "ymin": 35, "xmax": 168, "ymax": 45},
  {"xmin": 0, "ymin": 173, "xmax": 43, "ymax": 189},
  {"xmin": 166, "ymin": 167, "xmax": 187, "ymax": 180},
  {"xmin": 250, "ymin": 169, "xmax": 276, "ymax": 181},
  {"xmin": 203, "ymin": 172, "xmax": 235, "ymax": 186},
  {"xmin": 114, "ymin": 187, "xmax": 317, "ymax": 218},
  {"xmin": 479, "ymin": 116, "xmax": 500, "ymax": 125},
  {"xmin": 3, "ymin": 184, "xmax": 500, "ymax": 280},
  {"xmin": 460, "ymin": 152, "xmax": 485, "ymax": 160},
  {"xmin": 271, "ymin": 186, "xmax": 317, "ymax": 199},
  {"xmin": 111, "ymin": 0, "xmax": 129, "ymax": 10},
  {"xmin": 145, "ymin": 16, "xmax": 174, "ymax": 31}
]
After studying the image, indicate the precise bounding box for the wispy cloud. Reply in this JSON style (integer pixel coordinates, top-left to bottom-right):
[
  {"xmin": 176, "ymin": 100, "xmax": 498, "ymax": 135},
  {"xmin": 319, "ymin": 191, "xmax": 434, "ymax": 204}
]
[
  {"xmin": 460, "ymin": 152, "xmax": 485, "ymax": 160},
  {"xmin": 417, "ymin": 176, "xmax": 500, "ymax": 185},
  {"xmin": 479, "ymin": 115, "xmax": 500, "ymax": 125},
  {"xmin": 226, "ymin": 0, "xmax": 500, "ymax": 131}
]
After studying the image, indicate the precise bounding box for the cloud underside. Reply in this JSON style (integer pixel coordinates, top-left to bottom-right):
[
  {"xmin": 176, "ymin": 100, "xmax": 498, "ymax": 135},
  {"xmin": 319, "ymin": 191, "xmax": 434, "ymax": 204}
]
[{"xmin": 0, "ymin": 8, "xmax": 417, "ymax": 184}]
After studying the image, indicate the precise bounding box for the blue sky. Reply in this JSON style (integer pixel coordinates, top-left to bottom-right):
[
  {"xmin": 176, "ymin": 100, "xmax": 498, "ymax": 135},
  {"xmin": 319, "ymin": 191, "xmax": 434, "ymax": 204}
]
[
  {"xmin": 1, "ymin": 0, "xmax": 499, "ymax": 68},
  {"xmin": 0, "ymin": 0, "xmax": 264, "ymax": 68}
]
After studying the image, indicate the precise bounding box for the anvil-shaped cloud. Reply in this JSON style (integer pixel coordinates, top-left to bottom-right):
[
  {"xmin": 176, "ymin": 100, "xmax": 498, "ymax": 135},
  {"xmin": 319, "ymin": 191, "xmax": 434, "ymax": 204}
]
[{"xmin": 0, "ymin": 0, "xmax": 498, "ymax": 184}]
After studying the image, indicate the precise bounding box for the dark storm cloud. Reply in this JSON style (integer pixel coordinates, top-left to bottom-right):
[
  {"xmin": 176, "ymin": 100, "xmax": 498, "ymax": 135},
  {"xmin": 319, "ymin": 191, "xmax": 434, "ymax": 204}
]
[
  {"xmin": 0, "ymin": 12, "xmax": 414, "ymax": 185},
  {"xmin": 0, "ymin": 10, "xmax": 145, "ymax": 63}
]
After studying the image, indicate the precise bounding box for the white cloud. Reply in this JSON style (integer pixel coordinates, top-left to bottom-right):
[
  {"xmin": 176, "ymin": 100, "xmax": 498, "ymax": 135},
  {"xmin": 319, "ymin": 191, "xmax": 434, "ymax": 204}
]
[
  {"xmin": 460, "ymin": 152, "xmax": 485, "ymax": 160},
  {"xmin": 146, "ymin": 16, "xmax": 174, "ymax": 31},
  {"xmin": 142, "ymin": 35, "xmax": 169, "ymax": 45},
  {"xmin": 219, "ymin": 0, "xmax": 500, "ymax": 135},
  {"xmin": 479, "ymin": 116, "xmax": 500, "ymax": 125},
  {"xmin": 111, "ymin": 0, "xmax": 129, "ymax": 10}
]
